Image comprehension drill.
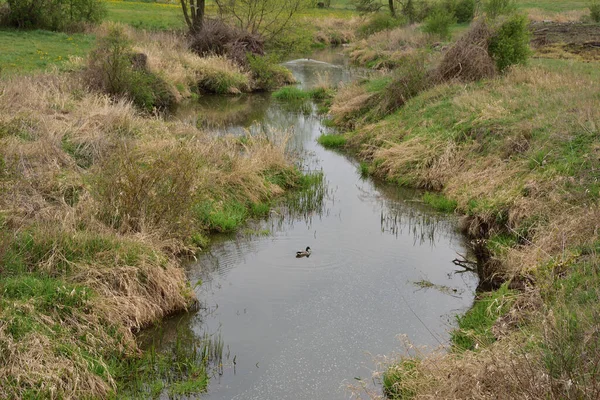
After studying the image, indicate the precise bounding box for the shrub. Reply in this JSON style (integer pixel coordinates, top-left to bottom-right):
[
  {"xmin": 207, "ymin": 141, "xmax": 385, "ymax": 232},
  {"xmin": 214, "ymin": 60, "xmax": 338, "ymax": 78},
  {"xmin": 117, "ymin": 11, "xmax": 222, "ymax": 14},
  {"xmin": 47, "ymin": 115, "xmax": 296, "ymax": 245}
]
[
  {"xmin": 85, "ymin": 28, "xmax": 175, "ymax": 111},
  {"xmin": 92, "ymin": 144, "xmax": 199, "ymax": 236},
  {"xmin": 357, "ymin": 13, "xmax": 405, "ymax": 37},
  {"xmin": 590, "ymin": 1, "xmax": 600, "ymax": 22},
  {"xmin": 189, "ymin": 18, "xmax": 264, "ymax": 66},
  {"xmin": 437, "ymin": 20, "xmax": 497, "ymax": 82},
  {"xmin": 377, "ymin": 54, "xmax": 429, "ymax": 114},
  {"xmin": 422, "ymin": 8, "xmax": 456, "ymax": 40},
  {"xmin": 483, "ymin": 0, "xmax": 516, "ymax": 19},
  {"xmin": 354, "ymin": 0, "xmax": 384, "ymax": 14},
  {"xmin": 488, "ymin": 14, "xmax": 531, "ymax": 72},
  {"xmin": 454, "ymin": 0, "xmax": 476, "ymax": 23},
  {"xmin": 4, "ymin": 0, "xmax": 106, "ymax": 30},
  {"xmin": 246, "ymin": 54, "xmax": 295, "ymax": 91}
]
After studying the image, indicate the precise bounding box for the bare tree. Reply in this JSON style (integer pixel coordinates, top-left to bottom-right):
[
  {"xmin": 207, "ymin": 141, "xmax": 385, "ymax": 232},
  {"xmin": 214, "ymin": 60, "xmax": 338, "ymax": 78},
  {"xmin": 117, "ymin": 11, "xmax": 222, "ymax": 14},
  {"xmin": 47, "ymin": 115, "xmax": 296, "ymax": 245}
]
[
  {"xmin": 214, "ymin": 0, "xmax": 309, "ymax": 39},
  {"xmin": 180, "ymin": 0, "xmax": 206, "ymax": 33}
]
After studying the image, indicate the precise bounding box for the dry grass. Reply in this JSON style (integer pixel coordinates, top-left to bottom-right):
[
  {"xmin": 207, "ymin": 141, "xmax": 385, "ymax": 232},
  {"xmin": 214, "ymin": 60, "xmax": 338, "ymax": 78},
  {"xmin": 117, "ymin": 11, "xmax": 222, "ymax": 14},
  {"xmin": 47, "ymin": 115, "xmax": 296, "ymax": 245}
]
[
  {"xmin": 342, "ymin": 59, "xmax": 600, "ymax": 398},
  {"xmin": 0, "ymin": 68, "xmax": 295, "ymax": 398},
  {"xmin": 329, "ymin": 81, "xmax": 375, "ymax": 129},
  {"xmin": 527, "ymin": 8, "xmax": 587, "ymax": 23},
  {"xmin": 348, "ymin": 63, "xmax": 600, "ymax": 277},
  {"xmin": 310, "ymin": 16, "xmax": 359, "ymax": 45},
  {"xmin": 348, "ymin": 25, "xmax": 429, "ymax": 69}
]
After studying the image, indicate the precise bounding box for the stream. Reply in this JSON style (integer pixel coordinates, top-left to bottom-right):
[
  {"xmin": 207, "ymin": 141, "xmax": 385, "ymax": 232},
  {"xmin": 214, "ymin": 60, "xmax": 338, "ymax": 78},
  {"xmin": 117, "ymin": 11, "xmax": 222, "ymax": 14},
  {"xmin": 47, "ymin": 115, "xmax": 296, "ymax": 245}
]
[{"xmin": 141, "ymin": 48, "xmax": 477, "ymax": 399}]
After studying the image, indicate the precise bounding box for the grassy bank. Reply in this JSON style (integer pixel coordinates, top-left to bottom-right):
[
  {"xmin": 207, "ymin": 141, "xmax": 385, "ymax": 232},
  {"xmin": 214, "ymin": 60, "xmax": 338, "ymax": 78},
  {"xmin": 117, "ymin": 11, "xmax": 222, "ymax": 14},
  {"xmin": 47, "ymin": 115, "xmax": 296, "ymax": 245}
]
[
  {"xmin": 322, "ymin": 7, "xmax": 600, "ymax": 398},
  {"xmin": 0, "ymin": 55, "xmax": 308, "ymax": 396}
]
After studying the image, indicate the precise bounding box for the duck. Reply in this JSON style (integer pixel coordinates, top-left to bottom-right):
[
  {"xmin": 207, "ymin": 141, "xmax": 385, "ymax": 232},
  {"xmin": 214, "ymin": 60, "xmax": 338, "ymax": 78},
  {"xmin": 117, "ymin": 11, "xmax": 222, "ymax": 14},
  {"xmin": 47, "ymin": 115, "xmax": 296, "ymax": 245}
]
[{"xmin": 296, "ymin": 246, "xmax": 311, "ymax": 258}]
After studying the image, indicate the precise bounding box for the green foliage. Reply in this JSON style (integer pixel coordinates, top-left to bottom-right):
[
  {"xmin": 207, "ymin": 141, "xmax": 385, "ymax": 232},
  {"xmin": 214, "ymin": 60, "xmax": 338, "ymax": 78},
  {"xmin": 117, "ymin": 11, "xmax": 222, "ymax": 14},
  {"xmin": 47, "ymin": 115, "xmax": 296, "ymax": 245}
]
[
  {"xmin": 488, "ymin": 14, "xmax": 531, "ymax": 72},
  {"xmin": 422, "ymin": 7, "xmax": 456, "ymax": 40},
  {"xmin": 194, "ymin": 200, "xmax": 249, "ymax": 233},
  {"xmin": 272, "ymin": 86, "xmax": 311, "ymax": 101},
  {"xmin": 590, "ymin": 1, "xmax": 600, "ymax": 22},
  {"xmin": 483, "ymin": 0, "xmax": 517, "ymax": 19},
  {"xmin": 247, "ymin": 54, "xmax": 295, "ymax": 91},
  {"xmin": 358, "ymin": 162, "xmax": 369, "ymax": 177},
  {"xmin": 318, "ymin": 134, "xmax": 347, "ymax": 148},
  {"xmin": 422, "ymin": 192, "xmax": 457, "ymax": 213},
  {"xmin": 383, "ymin": 359, "xmax": 419, "ymax": 399},
  {"xmin": 451, "ymin": 284, "xmax": 515, "ymax": 351},
  {"xmin": 451, "ymin": 0, "xmax": 476, "ymax": 23},
  {"xmin": 86, "ymin": 27, "xmax": 175, "ymax": 111},
  {"xmin": 4, "ymin": 0, "xmax": 106, "ymax": 31},
  {"xmin": 357, "ymin": 13, "xmax": 405, "ymax": 37},
  {"xmin": 354, "ymin": 0, "xmax": 384, "ymax": 14}
]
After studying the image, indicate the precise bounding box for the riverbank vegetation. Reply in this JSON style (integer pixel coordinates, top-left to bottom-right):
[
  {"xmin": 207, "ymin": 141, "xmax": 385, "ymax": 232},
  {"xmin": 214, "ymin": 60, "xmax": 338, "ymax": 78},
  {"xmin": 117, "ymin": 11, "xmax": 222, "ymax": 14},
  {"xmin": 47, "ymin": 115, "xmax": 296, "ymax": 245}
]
[
  {"xmin": 0, "ymin": 0, "xmax": 336, "ymax": 397},
  {"xmin": 2, "ymin": 0, "xmax": 600, "ymax": 398},
  {"xmin": 313, "ymin": 1, "xmax": 600, "ymax": 399}
]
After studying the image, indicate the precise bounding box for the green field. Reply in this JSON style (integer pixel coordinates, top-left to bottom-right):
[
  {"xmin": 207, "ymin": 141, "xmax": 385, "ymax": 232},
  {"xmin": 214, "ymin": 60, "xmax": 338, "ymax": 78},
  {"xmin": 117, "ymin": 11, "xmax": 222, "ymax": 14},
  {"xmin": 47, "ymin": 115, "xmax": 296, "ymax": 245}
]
[
  {"xmin": 517, "ymin": 0, "xmax": 589, "ymax": 11},
  {"xmin": 0, "ymin": 0, "xmax": 593, "ymax": 76},
  {"xmin": 0, "ymin": 29, "xmax": 95, "ymax": 75}
]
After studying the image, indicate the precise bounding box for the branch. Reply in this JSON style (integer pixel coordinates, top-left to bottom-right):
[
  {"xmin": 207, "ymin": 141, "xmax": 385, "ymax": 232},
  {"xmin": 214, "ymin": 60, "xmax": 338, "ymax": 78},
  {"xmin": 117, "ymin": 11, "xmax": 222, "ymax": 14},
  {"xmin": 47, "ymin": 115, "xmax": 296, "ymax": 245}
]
[{"xmin": 451, "ymin": 252, "xmax": 477, "ymax": 273}]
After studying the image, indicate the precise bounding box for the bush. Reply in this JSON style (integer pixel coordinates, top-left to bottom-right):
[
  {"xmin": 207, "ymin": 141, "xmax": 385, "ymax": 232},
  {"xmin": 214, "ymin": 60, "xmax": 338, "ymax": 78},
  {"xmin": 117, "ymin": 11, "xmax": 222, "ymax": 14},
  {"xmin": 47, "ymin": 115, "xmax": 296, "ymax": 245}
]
[
  {"xmin": 377, "ymin": 54, "xmax": 429, "ymax": 114},
  {"xmin": 246, "ymin": 54, "xmax": 295, "ymax": 91},
  {"xmin": 590, "ymin": 1, "xmax": 600, "ymax": 22},
  {"xmin": 189, "ymin": 18, "xmax": 264, "ymax": 66},
  {"xmin": 488, "ymin": 14, "xmax": 531, "ymax": 72},
  {"xmin": 4, "ymin": 0, "xmax": 106, "ymax": 30},
  {"xmin": 483, "ymin": 0, "xmax": 516, "ymax": 19},
  {"xmin": 422, "ymin": 8, "xmax": 456, "ymax": 40},
  {"xmin": 454, "ymin": 0, "xmax": 476, "ymax": 23},
  {"xmin": 354, "ymin": 0, "xmax": 384, "ymax": 14},
  {"xmin": 85, "ymin": 28, "xmax": 175, "ymax": 111},
  {"xmin": 437, "ymin": 20, "xmax": 496, "ymax": 82},
  {"xmin": 357, "ymin": 13, "xmax": 405, "ymax": 37}
]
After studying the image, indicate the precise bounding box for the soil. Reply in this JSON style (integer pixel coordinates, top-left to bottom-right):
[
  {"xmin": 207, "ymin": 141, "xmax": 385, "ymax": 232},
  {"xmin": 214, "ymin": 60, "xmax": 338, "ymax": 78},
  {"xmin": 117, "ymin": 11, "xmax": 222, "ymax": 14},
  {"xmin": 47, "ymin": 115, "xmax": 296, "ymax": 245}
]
[{"xmin": 531, "ymin": 22, "xmax": 600, "ymax": 60}]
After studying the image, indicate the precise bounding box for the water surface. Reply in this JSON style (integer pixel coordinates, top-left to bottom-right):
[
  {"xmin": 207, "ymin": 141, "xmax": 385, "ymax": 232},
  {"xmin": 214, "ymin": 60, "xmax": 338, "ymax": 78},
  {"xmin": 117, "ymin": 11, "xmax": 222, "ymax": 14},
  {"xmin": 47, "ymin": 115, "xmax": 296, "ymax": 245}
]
[{"xmin": 144, "ymin": 48, "xmax": 477, "ymax": 399}]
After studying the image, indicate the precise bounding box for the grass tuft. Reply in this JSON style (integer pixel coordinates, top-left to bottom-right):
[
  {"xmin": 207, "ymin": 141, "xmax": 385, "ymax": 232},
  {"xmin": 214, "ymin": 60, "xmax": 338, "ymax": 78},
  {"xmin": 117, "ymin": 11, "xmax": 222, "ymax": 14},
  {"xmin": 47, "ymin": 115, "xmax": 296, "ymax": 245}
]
[{"xmin": 318, "ymin": 133, "xmax": 347, "ymax": 148}]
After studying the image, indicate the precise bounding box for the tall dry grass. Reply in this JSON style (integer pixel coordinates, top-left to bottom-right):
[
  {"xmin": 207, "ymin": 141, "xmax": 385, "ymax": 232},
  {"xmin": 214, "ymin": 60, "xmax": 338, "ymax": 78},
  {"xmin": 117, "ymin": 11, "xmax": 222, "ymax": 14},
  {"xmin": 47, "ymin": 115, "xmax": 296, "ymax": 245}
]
[
  {"xmin": 0, "ymin": 68, "xmax": 295, "ymax": 398},
  {"xmin": 348, "ymin": 25, "xmax": 429, "ymax": 69}
]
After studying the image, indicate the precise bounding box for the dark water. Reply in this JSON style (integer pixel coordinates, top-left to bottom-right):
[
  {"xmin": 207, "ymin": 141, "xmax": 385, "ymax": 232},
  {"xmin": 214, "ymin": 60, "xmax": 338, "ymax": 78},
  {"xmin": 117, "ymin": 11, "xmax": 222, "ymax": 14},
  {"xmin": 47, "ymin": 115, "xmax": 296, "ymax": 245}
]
[{"xmin": 143, "ymin": 48, "xmax": 477, "ymax": 399}]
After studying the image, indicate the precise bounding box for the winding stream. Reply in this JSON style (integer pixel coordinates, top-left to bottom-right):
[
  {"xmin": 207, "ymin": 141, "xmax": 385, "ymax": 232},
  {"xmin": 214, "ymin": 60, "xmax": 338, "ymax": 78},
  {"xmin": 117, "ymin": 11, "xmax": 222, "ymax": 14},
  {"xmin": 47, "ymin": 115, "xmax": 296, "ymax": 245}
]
[{"xmin": 143, "ymin": 49, "xmax": 477, "ymax": 399}]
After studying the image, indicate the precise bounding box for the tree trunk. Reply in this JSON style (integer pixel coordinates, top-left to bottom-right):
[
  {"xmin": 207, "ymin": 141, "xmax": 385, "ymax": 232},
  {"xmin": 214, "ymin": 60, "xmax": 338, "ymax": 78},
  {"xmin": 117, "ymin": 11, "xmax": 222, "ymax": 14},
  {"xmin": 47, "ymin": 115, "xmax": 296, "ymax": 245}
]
[
  {"xmin": 180, "ymin": 0, "xmax": 205, "ymax": 34},
  {"xmin": 389, "ymin": 0, "xmax": 395, "ymax": 17}
]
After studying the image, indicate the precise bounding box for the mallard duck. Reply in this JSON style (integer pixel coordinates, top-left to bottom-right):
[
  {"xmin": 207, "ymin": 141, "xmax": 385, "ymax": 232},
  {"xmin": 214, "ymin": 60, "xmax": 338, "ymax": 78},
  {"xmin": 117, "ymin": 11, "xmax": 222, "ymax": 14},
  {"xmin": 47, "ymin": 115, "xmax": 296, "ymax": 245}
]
[{"xmin": 296, "ymin": 246, "xmax": 311, "ymax": 258}]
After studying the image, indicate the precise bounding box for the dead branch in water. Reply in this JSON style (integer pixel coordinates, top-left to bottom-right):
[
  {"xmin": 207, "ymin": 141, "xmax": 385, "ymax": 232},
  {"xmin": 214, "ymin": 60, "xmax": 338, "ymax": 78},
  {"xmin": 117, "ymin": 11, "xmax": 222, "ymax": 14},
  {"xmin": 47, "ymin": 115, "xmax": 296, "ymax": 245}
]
[{"xmin": 452, "ymin": 252, "xmax": 477, "ymax": 273}]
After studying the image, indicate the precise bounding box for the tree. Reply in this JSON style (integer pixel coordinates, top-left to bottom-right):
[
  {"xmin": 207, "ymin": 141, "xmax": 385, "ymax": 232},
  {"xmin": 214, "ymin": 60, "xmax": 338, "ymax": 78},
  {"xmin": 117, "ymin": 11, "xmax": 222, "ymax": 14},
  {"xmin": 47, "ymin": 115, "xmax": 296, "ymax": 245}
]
[
  {"xmin": 388, "ymin": 0, "xmax": 396, "ymax": 16},
  {"xmin": 180, "ymin": 0, "xmax": 205, "ymax": 33},
  {"xmin": 214, "ymin": 0, "xmax": 309, "ymax": 39}
]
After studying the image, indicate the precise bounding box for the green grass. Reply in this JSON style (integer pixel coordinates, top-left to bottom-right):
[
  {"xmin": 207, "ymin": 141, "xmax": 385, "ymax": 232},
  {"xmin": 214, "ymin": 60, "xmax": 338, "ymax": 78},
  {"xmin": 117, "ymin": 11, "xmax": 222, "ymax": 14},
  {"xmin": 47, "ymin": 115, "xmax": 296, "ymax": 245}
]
[
  {"xmin": 105, "ymin": 0, "xmax": 187, "ymax": 30},
  {"xmin": 272, "ymin": 86, "xmax": 312, "ymax": 101},
  {"xmin": 0, "ymin": 29, "xmax": 96, "ymax": 75},
  {"xmin": 318, "ymin": 133, "xmax": 348, "ymax": 148},
  {"xmin": 422, "ymin": 192, "xmax": 457, "ymax": 213},
  {"xmin": 383, "ymin": 359, "xmax": 419, "ymax": 400},
  {"xmin": 451, "ymin": 284, "xmax": 515, "ymax": 351}
]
